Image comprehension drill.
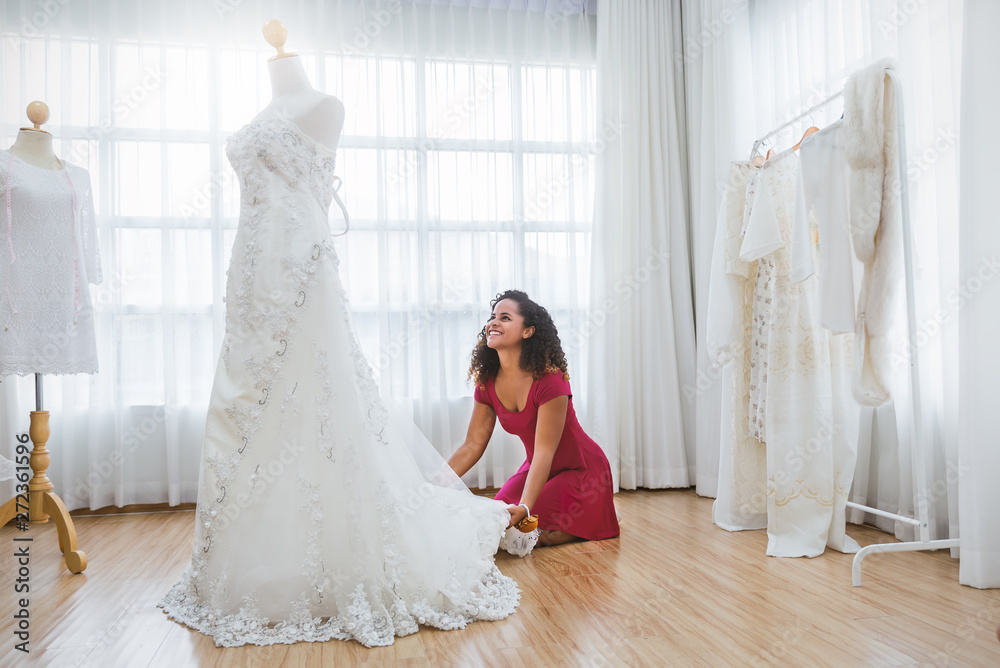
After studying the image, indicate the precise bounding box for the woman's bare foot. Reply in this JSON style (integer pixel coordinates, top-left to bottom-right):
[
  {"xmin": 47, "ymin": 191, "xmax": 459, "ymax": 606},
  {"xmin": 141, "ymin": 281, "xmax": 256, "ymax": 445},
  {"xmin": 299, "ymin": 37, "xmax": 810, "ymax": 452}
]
[{"xmin": 537, "ymin": 530, "xmax": 583, "ymax": 547}]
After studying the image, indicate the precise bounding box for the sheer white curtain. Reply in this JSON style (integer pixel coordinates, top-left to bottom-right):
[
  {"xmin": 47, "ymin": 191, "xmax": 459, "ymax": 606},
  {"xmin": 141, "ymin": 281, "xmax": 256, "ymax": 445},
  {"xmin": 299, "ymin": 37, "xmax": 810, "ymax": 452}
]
[
  {"xmin": 587, "ymin": 0, "xmax": 696, "ymax": 490},
  {"xmin": 958, "ymin": 0, "xmax": 1000, "ymax": 589},
  {"xmin": 685, "ymin": 0, "xmax": 968, "ymax": 550},
  {"xmin": 0, "ymin": 0, "xmax": 598, "ymax": 510},
  {"xmin": 681, "ymin": 0, "xmax": 755, "ymax": 498}
]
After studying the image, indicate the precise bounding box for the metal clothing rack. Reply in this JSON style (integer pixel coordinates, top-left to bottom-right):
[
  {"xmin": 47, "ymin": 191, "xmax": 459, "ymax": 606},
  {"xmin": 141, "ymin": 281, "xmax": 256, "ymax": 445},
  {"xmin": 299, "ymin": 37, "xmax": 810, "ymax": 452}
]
[
  {"xmin": 750, "ymin": 69, "xmax": 959, "ymax": 586},
  {"xmin": 843, "ymin": 69, "xmax": 959, "ymax": 585},
  {"xmin": 751, "ymin": 90, "xmax": 844, "ymax": 159}
]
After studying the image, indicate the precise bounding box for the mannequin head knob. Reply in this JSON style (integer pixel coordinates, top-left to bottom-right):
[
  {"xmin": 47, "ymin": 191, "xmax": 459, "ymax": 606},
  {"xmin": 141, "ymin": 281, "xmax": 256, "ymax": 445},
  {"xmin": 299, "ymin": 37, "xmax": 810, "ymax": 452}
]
[
  {"xmin": 262, "ymin": 19, "xmax": 288, "ymax": 52},
  {"xmin": 26, "ymin": 101, "xmax": 50, "ymax": 130}
]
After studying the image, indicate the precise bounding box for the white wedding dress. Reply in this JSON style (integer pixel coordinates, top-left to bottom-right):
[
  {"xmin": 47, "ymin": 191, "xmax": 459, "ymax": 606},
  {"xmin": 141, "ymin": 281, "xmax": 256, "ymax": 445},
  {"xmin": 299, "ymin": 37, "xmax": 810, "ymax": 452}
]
[{"xmin": 158, "ymin": 110, "xmax": 520, "ymax": 648}]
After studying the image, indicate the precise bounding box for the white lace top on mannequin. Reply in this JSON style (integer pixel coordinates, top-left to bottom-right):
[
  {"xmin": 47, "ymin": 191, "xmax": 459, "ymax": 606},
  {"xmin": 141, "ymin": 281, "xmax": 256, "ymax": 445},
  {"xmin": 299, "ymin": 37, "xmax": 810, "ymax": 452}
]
[{"xmin": 0, "ymin": 150, "xmax": 102, "ymax": 376}]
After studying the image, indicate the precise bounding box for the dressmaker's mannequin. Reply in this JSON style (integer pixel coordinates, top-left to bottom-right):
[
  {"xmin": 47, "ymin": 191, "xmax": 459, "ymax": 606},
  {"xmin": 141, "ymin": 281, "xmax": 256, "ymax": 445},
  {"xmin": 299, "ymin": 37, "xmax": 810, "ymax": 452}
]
[
  {"xmin": 10, "ymin": 101, "xmax": 61, "ymax": 170},
  {"xmin": 260, "ymin": 19, "xmax": 345, "ymax": 152},
  {"xmin": 4, "ymin": 100, "xmax": 65, "ymax": 402},
  {"xmin": 257, "ymin": 19, "xmax": 349, "ymax": 234},
  {"xmin": 0, "ymin": 101, "xmax": 89, "ymax": 574}
]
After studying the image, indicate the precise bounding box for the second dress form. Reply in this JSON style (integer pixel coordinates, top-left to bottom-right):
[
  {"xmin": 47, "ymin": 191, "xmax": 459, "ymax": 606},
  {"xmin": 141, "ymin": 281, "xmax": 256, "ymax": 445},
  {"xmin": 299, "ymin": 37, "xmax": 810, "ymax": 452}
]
[{"xmin": 261, "ymin": 55, "xmax": 345, "ymax": 151}]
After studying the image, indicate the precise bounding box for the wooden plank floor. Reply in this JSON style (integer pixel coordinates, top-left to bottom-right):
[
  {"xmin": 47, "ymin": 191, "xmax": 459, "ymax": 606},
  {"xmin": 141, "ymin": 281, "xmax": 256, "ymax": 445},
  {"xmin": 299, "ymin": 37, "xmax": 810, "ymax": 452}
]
[{"xmin": 1, "ymin": 489, "xmax": 998, "ymax": 667}]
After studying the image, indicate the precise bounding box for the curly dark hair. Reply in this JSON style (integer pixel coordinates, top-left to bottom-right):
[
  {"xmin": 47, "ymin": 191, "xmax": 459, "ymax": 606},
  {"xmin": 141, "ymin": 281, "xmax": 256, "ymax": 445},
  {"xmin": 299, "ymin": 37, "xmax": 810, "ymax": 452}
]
[{"xmin": 468, "ymin": 290, "xmax": 569, "ymax": 387}]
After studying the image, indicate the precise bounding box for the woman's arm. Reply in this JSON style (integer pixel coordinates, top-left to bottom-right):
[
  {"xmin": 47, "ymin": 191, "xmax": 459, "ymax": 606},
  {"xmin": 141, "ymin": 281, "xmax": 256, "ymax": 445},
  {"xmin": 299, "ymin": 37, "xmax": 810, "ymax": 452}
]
[
  {"xmin": 447, "ymin": 401, "xmax": 498, "ymax": 477},
  {"xmin": 508, "ymin": 396, "xmax": 568, "ymax": 526}
]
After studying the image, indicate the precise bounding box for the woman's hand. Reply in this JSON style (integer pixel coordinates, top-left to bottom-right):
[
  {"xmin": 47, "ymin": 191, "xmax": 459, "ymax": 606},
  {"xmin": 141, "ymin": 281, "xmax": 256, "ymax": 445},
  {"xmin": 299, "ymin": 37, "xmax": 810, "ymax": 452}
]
[{"xmin": 506, "ymin": 503, "xmax": 528, "ymax": 529}]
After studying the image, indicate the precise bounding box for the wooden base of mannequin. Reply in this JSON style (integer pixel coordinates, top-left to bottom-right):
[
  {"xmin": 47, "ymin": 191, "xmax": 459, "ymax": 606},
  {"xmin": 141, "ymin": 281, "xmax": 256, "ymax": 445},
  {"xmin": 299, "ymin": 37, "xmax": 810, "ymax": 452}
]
[{"xmin": 0, "ymin": 411, "xmax": 87, "ymax": 573}]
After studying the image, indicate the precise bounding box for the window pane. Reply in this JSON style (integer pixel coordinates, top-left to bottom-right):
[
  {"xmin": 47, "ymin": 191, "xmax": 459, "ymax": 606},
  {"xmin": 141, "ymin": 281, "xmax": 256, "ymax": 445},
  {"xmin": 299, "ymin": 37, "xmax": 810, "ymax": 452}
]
[
  {"xmin": 119, "ymin": 315, "xmax": 163, "ymax": 405},
  {"xmin": 172, "ymin": 315, "xmax": 215, "ymax": 406},
  {"xmin": 340, "ymin": 230, "xmax": 380, "ymax": 307},
  {"xmin": 523, "ymin": 153, "xmax": 571, "ymax": 224},
  {"xmin": 426, "ymin": 61, "xmax": 511, "ymax": 141},
  {"xmin": 164, "ymin": 47, "xmax": 209, "ymax": 131},
  {"xmin": 428, "ymin": 231, "xmax": 516, "ymax": 304},
  {"xmin": 523, "ymin": 232, "xmax": 590, "ymax": 305},
  {"xmin": 118, "ymin": 229, "xmax": 163, "ymax": 306},
  {"xmin": 166, "ymin": 143, "xmax": 211, "ymax": 218},
  {"xmin": 116, "ymin": 141, "xmax": 161, "ymax": 217},
  {"xmin": 337, "ymin": 148, "xmax": 379, "ymax": 220},
  {"xmin": 69, "ymin": 41, "xmax": 100, "ymax": 127},
  {"xmin": 168, "ymin": 230, "xmax": 213, "ymax": 306},
  {"xmin": 522, "ymin": 65, "xmax": 568, "ymax": 142},
  {"xmin": 332, "ymin": 56, "xmax": 379, "ymax": 137},
  {"xmin": 114, "ymin": 44, "xmax": 163, "ymax": 129},
  {"xmin": 428, "ymin": 151, "xmax": 514, "ymax": 222},
  {"xmin": 379, "ymin": 58, "xmax": 417, "ymax": 138},
  {"xmin": 382, "ymin": 149, "xmax": 420, "ymax": 220},
  {"xmin": 219, "ymin": 49, "xmax": 271, "ymax": 131}
]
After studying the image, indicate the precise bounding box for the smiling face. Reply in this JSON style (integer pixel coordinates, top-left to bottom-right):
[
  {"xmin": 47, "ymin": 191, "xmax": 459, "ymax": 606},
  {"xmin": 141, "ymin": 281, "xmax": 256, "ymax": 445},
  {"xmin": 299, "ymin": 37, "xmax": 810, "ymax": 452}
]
[{"xmin": 486, "ymin": 298, "xmax": 535, "ymax": 350}]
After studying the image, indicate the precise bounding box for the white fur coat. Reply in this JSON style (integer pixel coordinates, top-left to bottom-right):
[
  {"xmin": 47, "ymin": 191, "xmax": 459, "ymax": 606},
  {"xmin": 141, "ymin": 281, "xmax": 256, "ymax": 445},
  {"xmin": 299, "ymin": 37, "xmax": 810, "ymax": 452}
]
[{"xmin": 844, "ymin": 57, "xmax": 902, "ymax": 407}]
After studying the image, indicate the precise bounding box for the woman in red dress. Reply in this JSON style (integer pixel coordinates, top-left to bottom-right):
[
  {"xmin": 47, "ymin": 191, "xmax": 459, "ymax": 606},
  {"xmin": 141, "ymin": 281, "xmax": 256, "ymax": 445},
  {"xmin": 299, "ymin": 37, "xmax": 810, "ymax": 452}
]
[{"xmin": 448, "ymin": 290, "xmax": 619, "ymax": 546}]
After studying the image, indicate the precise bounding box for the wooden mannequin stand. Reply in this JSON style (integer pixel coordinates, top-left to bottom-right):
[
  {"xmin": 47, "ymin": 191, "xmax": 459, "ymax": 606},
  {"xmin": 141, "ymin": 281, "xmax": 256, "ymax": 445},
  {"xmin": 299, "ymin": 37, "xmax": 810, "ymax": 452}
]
[{"xmin": 0, "ymin": 379, "xmax": 88, "ymax": 573}]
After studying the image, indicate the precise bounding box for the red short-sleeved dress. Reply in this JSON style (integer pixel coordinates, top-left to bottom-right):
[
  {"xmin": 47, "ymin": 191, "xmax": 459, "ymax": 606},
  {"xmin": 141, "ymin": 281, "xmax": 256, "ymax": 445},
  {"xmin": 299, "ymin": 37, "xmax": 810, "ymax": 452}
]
[{"xmin": 475, "ymin": 372, "xmax": 620, "ymax": 541}]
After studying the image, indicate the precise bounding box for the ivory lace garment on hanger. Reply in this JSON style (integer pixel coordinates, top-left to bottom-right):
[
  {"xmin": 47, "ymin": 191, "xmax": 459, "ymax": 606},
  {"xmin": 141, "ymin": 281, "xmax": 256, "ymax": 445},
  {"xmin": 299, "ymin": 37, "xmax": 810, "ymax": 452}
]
[
  {"xmin": 738, "ymin": 149, "xmax": 860, "ymax": 557},
  {"xmin": 707, "ymin": 160, "xmax": 767, "ymax": 531},
  {"xmin": 790, "ymin": 120, "xmax": 863, "ymax": 334}
]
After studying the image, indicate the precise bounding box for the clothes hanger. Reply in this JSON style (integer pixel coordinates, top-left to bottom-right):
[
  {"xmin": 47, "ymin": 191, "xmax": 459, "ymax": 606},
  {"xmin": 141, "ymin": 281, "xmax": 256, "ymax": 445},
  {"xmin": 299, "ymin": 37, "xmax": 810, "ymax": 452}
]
[
  {"xmin": 750, "ymin": 138, "xmax": 769, "ymax": 166},
  {"xmin": 763, "ymin": 124, "xmax": 818, "ymax": 159},
  {"xmin": 786, "ymin": 108, "xmax": 819, "ymax": 151},
  {"xmin": 792, "ymin": 111, "xmax": 820, "ymax": 151},
  {"xmin": 792, "ymin": 126, "xmax": 819, "ymax": 150}
]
